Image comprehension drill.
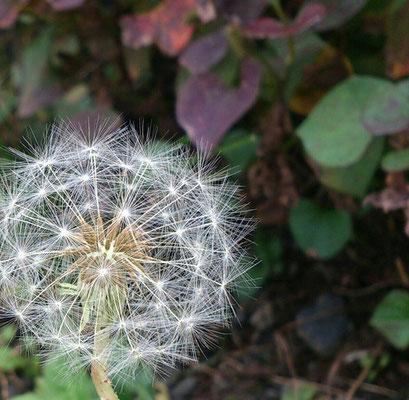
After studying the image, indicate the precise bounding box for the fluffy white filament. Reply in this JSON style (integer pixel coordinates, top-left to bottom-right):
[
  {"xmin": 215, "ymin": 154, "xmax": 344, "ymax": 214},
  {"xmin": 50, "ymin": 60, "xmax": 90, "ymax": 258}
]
[{"xmin": 0, "ymin": 121, "xmax": 255, "ymax": 380}]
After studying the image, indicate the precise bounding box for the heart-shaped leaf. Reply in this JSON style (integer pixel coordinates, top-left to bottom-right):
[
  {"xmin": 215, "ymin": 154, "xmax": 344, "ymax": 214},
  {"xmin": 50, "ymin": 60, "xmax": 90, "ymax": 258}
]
[
  {"xmin": 176, "ymin": 58, "xmax": 262, "ymax": 148},
  {"xmin": 289, "ymin": 199, "xmax": 352, "ymax": 259},
  {"xmin": 297, "ymin": 76, "xmax": 390, "ymax": 168}
]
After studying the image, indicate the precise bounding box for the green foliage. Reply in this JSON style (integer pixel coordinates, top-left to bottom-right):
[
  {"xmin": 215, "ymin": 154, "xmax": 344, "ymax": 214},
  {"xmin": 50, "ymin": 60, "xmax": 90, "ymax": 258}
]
[
  {"xmin": 218, "ymin": 129, "xmax": 260, "ymax": 171},
  {"xmin": 289, "ymin": 199, "xmax": 352, "ymax": 259},
  {"xmin": 281, "ymin": 385, "xmax": 317, "ymax": 400},
  {"xmin": 238, "ymin": 231, "xmax": 283, "ymax": 301},
  {"xmin": 381, "ymin": 148, "xmax": 409, "ymax": 172},
  {"xmin": 317, "ymin": 138, "xmax": 384, "ymax": 198},
  {"xmin": 10, "ymin": 358, "xmax": 97, "ymax": 400},
  {"xmin": 0, "ymin": 325, "xmax": 38, "ymax": 377},
  {"xmin": 297, "ymin": 76, "xmax": 390, "ymax": 168},
  {"xmin": 370, "ymin": 289, "xmax": 409, "ymax": 349}
]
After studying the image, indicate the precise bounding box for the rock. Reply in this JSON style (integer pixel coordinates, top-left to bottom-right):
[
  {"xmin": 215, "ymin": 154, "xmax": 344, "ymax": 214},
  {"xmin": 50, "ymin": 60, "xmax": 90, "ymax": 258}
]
[{"xmin": 296, "ymin": 293, "xmax": 349, "ymax": 356}]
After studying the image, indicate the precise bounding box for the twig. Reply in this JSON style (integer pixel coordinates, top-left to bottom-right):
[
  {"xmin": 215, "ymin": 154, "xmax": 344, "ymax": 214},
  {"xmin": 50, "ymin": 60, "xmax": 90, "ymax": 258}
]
[
  {"xmin": 345, "ymin": 342, "xmax": 383, "ymax": 400},
  {"xmin": 396, "ymin": 258, "xmax": 409, "ymax": 287},
  {"xmin": 333, "ymin": 279, "xmax": 401, "ymax": 297}
]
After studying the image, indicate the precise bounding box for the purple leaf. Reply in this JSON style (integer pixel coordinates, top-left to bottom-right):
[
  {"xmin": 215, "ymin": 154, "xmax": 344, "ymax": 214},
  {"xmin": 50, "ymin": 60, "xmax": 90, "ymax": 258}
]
[
  {"xmin": 0, "ymin": 0, "xmax": 26, "ymax": 29},
  {"xmin": 312, "ymin": 0, "xmax": 369, "ymax": 31},
  {"xmin": 362, "ymin": 83, "xmax": 409, "ymax": 136},
  {"xmin": 179, "ymin": 30, "xmax": 229, "ymax": 74},
  {"xmin": 176, "ymin": 58, "xmax": 262, "ymax": 148},
  {"xmin": 244, "ymin": 3, "xmax": 327, "ymax": 39},
  {"xmin": 48, "ymin": 0, "xmax": 85, "ymax": 11}
]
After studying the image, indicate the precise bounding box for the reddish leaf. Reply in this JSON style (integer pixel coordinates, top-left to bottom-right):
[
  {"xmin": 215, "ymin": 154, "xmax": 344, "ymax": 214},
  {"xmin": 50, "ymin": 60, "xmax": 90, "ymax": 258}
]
[
  {"xmin": 47, "ymin": 0, "xmax": 85, "ymax": 11},
  {"xmin": 176, "ymin": 58, "xmax": 262, "ymax": 148},
  {"xmin": 214, "ymin": 0, "xmax": 267, "ymax": 25},
  {"xmin": 244, "ymin": 3, "xmax": 327, "ymax": 39},
  {"xmin": 0, "ymin": 0, "xmax": 26, "ymax": 29},
  {"xmin": 312, "ymin": 0, "xmax": 369, "ymax": 31},
  {"xmin": 120, "ymin": 0, "xmax": 197, "ymax": 57},
  {"xmin": 179, "ymin": 30, "xmax": 228, "ymax": 74}
]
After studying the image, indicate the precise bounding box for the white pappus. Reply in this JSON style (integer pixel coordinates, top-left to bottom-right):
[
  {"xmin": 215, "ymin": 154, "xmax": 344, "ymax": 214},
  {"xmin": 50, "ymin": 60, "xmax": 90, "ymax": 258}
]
[{"xmin": 0, "ymin": 120, "xmax": 255, "ymax": 386}]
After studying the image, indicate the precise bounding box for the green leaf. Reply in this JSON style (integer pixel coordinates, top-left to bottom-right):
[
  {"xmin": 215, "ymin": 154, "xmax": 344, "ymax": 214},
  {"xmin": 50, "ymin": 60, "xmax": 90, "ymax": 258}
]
[
  {"xmin": 317, "ymin": 137, "xmax": 384, "ymax": 198},
  {"xmin": 289, "ymin": 199, "xmax": 352, "ymax": 259},
  {"xmin": 58, "ymin": 282, "xmax": 78, "ymax": 296},
  {"xmin": 16, "ymin": 26, "xmax": 58, "ymax": 117},
  {"xmin": 297, "ymin": 76, "xmax": 391, "ymax": 168},
  {"xmin": 381, "ymin": 148, "xmax": 409, "ymax": 172},
  {"xmin": 0, "ymin": 89, "xmax": 16, "ymax": 123},
  {"xmin": 114, "ymin": 366, "xmax": 155, "ymax": 400},
  {"xmin": 281, "ymin": 385, "xmax": 317, "ymax": 400},
  {"xmin": 239, "ymin": 231, "xmax": 282, "ymax": 301},
  {"xmin": 10, "ymin": 394, "xmax": 41, "ymax": 400},
  {"xmin": 10, "ymin": 358, "xmax": 97, "ymax": 400},
  {"xmin": 0, "ymin": 347, "xmax": 26, "ymax": 372},
  {"xmin": 218, "ymin": 129, "xmax": 260, "ymax": 171},
  {"xmin": 370, "ymin": 289, "xmax": 409, "ymax": 349},
  {"xmin": 0, "ymin": 324, "xmax": 17, "ymax": 343}
]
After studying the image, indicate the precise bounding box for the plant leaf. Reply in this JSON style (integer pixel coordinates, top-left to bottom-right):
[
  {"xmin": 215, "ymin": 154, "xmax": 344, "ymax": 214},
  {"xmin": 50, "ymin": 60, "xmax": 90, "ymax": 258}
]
[
  {"xmin": 382, "ymin": 148, "xmax": 409, "ymax": 172},
  {"xmin": 311, "ymin": 0, "xmax": 369, "ymax": 31},
  {"xmin": 281, "ymin": 385, "xmax": 317, "ymax": 400},
  {"xmin": 244, "ymin": 3, "xmax": 327, "ymax": 39},
  {"xmin": 0, "ymin": 0, "xmax": 27, "ymax": 29},
  {"xmin": 316, "ymin": 138, "xmax": 384, "ymax": 198},
  {"xmin": 120, "ymin": 0, "xmax": 197, "ymax": 56},
  {"xmin": 371, "ymin": 290, "xmax": 409, "ymax": 349},
  {"xmin": 289, "ymin": 199, "xmax": 352, "ymax": 259},
  {"xmin": 176, "ymin": 58, "xmax": 262, "ymax": 148},
  {"xmin": 362, "ymin": 83, "xmax": 409, "ymax": 135},
  {"xmin": 47, "ymin": 0, "xmax": 85, "ymax": 11},
  {"xmin": 179, "ymin": 29, "xmax": 229, "ymax": 74},
  {"xmin": 297, "ymin": 76, "xmax": 390, "ymax": 168}
]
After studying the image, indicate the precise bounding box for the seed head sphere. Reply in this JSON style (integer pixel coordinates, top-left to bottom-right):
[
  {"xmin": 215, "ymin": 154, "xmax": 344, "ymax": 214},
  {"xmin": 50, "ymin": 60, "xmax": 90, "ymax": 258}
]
[{"xmin": 0, "ymin": 121, "xmax": 255, "ymax": 379}]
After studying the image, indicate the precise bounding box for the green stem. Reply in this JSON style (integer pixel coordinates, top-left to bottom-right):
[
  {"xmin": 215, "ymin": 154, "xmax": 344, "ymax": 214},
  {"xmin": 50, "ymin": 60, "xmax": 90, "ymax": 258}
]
[
  {"xmin": 271, "ymin": 0, "xmax": 296, "ymax": 66},
  {"xmin": 91, "ymin": 330, "xmax": 119, "ymax": 400}
]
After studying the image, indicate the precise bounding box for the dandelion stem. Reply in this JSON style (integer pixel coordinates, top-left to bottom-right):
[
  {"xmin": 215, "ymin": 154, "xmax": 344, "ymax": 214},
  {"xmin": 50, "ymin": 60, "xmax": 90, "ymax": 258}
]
[{"xmin": 91, "ymin": 312, "xmax": 119, "ymax": 399}]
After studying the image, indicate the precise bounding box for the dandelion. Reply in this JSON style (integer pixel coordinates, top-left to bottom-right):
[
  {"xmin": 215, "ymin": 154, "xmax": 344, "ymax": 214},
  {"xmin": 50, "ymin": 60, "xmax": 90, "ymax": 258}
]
[{"xmin": 0, "ymin": 121, "xmax": 255, "ymax": 399}]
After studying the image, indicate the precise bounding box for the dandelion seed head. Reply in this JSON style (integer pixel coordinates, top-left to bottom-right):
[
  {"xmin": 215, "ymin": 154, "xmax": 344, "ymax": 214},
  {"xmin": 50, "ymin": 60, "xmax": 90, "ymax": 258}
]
[{"xmin": 0, "ymin": 120, "xmax": 255, "ymax": 380}]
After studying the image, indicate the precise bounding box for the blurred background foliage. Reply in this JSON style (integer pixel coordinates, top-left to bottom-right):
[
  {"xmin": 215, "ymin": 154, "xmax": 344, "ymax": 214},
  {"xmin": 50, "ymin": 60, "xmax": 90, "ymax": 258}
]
[{"xmin": 1, "ymin": 0, "xmax": 409, "ymax": 399}]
